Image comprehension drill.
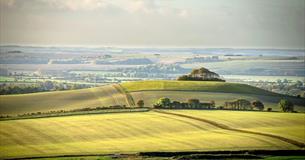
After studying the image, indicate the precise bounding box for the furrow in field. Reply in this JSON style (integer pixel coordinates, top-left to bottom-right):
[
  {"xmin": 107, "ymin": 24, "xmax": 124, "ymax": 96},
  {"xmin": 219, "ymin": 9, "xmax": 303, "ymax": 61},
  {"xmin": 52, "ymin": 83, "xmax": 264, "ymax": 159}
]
[{"xmin": 153, "ymin": 110, "xmax": 305, "ymax": 148}]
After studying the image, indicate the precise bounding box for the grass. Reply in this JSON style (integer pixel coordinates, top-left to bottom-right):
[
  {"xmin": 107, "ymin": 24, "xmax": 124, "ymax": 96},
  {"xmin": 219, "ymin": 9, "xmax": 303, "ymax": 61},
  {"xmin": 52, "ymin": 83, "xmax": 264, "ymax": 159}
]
[
  {"xmin": 121, "ymin": 80, "xmax": 279, "ymax": 96},
  {"xmin": 0, "ymin": 85, "xmax": 129, "ymax": 115},
  {"xmin": 1, "ymin": 80, "xmax": 304, "ymax": 115},
  {"xmin": 165, "ymin": 110, "xmax": 305, "ymax": 143},
  {"xmin": 0, "ymin": 110, "xmax": 304, "ymax": 159},
  {"xmin": 264, "ymin": 156, "xmax": 305, "ymax": 160}
]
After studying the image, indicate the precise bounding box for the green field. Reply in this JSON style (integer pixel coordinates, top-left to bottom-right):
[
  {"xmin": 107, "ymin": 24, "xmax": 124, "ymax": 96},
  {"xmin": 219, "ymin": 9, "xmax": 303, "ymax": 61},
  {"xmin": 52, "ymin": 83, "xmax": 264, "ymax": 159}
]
[
  {"xmin": 121, "ymin": 80, "xmax": 279, "ymax": 95},
  {"xmin": 1, "ymin": 81, "xmax": 304, "ymax": 115},
  {"xmin": 0, "ymin": 110, "xmax": 304, "ymax": 159}
]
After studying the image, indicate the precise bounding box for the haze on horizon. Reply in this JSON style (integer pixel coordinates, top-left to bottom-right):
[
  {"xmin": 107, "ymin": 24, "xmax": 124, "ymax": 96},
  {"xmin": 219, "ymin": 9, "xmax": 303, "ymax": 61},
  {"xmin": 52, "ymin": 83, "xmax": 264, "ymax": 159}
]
[{"xmin": 0, "ymin": 0, "xmax": 304, "ymax": 49}]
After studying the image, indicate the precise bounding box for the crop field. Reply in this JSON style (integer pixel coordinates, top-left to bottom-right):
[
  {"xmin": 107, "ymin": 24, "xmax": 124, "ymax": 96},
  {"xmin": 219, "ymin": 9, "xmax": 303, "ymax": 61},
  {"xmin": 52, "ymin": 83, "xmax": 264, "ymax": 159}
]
[
  {"xmin": 1, "ymin": 80, "xmax": 304, "ymax": 115},
  {"xmin": 0, "ymin": 110, "xmax": 304, "ymax": 159},
  {"xmin": 163, "ymin": 110, "xmax": 305, "ymax": 143},
  {"xmin": 0, "ymin": 84, "xmax": 129, "ymax": 115}
]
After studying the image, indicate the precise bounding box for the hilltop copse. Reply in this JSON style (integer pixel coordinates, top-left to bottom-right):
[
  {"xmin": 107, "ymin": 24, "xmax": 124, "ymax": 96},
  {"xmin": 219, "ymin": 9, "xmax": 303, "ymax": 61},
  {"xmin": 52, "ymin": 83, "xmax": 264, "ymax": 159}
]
[{"xmin": 177, "ymin": 67, "xmax": 225, "ymax": 82}]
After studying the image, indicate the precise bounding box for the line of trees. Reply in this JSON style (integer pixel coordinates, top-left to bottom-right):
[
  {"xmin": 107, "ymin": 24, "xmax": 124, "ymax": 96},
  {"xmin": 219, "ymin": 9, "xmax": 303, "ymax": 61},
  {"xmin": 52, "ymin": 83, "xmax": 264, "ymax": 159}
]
[
  {"xmin": 224, "ymin": 99, "xmax": 264, "ymax": 111},
  {"xmin": 153, "ymin": 98, "xmax": 215, "ymax": 109},
  {"xmin": 0, "ymin": 81, "xmax": 91, "ymax": 95},
  {"xmin": 147, "ymin": 97, "xmax": 295, "ymax": 113}
]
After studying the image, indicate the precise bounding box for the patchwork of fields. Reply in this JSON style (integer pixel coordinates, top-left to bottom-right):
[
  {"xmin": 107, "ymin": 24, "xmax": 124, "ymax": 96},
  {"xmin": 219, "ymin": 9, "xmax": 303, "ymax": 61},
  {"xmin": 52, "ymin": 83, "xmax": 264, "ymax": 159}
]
[{"xmin": 0, "ymin": 110, "xmax": 304, "ymax": 159}]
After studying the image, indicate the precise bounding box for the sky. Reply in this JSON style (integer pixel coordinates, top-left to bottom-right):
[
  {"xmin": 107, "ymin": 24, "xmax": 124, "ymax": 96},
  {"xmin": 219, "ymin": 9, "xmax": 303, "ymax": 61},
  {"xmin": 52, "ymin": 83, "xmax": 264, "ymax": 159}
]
[{"xmin": 0, "ymin": 0, "xmax": 304, "ymax": 49}]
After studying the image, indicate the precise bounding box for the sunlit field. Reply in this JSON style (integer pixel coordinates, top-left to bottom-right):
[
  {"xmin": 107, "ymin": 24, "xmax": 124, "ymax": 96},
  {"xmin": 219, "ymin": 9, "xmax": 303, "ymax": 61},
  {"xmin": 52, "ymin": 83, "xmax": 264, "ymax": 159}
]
[
  {"xmin": 1, "ymin": 110, "xmax": 304, "ymax": 159},
  {"xmin": 0, "ymin": 84, "xmax": 129, "ymax": 115}
]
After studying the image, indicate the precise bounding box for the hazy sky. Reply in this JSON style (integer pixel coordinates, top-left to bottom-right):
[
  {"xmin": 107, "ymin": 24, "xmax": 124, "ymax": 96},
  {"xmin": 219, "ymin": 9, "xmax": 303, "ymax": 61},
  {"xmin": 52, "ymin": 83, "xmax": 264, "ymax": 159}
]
[{"xmin": 0, "ymin": 0, "xmax": 304, "ymax": 48}]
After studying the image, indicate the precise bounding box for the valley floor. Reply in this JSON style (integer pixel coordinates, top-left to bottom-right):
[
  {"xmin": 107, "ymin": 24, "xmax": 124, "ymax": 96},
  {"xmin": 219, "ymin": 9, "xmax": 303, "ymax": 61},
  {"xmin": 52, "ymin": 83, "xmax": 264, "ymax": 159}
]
[{"xmin": 0, "ymin": 110, "xmax": 304, "ymax": 159}]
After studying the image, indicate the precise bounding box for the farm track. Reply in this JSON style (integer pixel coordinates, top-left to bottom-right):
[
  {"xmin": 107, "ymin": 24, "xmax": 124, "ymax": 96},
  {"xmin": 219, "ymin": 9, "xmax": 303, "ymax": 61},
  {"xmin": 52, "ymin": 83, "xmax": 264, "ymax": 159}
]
[
  {"xmin": 113, "ymin": 84, "xmax": 136, "ymax": 107},
  {"xmin": 154, "ymin": 110, "xmax": 305, "ymax": 148}
]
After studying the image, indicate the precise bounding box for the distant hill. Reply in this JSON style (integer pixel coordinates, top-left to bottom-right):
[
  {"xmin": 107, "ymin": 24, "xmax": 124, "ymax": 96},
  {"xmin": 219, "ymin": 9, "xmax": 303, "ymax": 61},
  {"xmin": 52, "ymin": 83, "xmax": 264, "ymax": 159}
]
[{"xmin": 96, "ymin": 58, "xmax": 153, "ymax": 65}]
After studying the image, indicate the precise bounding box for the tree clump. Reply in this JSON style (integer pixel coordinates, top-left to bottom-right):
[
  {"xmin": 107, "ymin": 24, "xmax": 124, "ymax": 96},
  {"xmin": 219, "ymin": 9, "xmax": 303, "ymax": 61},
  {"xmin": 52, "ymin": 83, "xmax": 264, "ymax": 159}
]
[{"xmin": 177, "ymin": 67, "xmax": 225, "ymax": 82}]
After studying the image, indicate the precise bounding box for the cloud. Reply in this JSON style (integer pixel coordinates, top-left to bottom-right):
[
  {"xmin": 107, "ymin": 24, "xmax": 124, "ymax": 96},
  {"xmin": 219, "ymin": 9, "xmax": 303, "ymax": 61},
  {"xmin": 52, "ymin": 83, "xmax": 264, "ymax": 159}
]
[
  {"xmin": 123, "ymin": 0, "xmax": 157, "ymax": 14},
  {"xmin": 122, "ymin": 0, "xmax": 189, "ymax": 17},
  {"xmin": 178, "ymin": 9, "xmax": 189, "ymax": 18},
  {"xmin": 0, "ymin": 0, "xmax": 15, "ymax": 7},
  {"xmin": 1, "ymin": 0, "xmax": 189, "ymax": 17},
  {"xmin": 44, "ymin": 0, "xmax": 107, "ymax": 11}
]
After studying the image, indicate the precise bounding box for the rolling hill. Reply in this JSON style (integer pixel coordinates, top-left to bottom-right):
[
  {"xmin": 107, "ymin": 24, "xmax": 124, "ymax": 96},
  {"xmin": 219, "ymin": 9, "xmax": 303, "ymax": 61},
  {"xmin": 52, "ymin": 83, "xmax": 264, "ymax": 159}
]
[
  {"xmin": 0, "ymin": 80, "xmax": 304, "ymax": 115},
  {"xmin": 0, "ymin": 110, "xmax": 304, "ymax": 159},
  {"xmin": 0, "ymin": 84, "xmax": 130, "ymax": 115},
  {"xmin": 121, "ymin": 80, "xmax": 279, "ymax": 96}
]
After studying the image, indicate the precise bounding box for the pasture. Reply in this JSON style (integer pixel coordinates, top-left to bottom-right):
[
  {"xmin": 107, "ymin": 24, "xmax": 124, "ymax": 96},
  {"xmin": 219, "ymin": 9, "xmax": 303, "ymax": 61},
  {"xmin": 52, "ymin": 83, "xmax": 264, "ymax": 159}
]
[{"xmin": 0, "ymin": 110, "xmax": 304, "ymax": 159}]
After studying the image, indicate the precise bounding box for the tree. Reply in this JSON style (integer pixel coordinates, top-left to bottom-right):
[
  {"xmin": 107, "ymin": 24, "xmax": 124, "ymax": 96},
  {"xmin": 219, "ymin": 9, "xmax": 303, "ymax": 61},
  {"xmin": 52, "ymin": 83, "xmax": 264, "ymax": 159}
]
[
  {"xmin": 278, "ymin": 99, "xmax": 294, "ymax": 112},
  {"xmin": 177, "ymin": 75, "xmax": 188, "ymax": 81},
  {"xmin": 252, "ymin": 100, "xmax": 264, "ymax": 111},
  {"xmin": 236, "ymin": 99, "xmax": 251, "ymax": 110},
  {"xmin": 153, "ymin": 97, "xmax": 171, "ymax": 108},
  {"xmin": 210, "ymin": 100, "xmax": 215, "ymax": 108},
  {"xmin": 188, "ymin": 99, "xmax": 200, "ymax": 108},
  {"xmin": 137, "ymin": 100, "xmax": 144, "ymax": 108},
  {"xmin": 171, "ymin": 101, "xmax": 181, "ymax": 109}
]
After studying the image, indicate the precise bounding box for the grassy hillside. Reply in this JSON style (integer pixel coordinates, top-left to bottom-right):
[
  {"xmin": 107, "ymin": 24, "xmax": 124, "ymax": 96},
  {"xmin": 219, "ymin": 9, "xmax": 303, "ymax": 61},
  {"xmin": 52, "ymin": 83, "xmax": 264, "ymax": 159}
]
[
  {"xmin": 123, "ymin": 80, "xmax": 305, "ymax": 111},
  {"xmin": 121, "ymin": 80, "xmax": 279, "ymax": 96},
  {"xmin": 1, "ymin": 80, "xmax": 304, "ymax": 115},
  {"xmin": 0, "ymin": 110, "xmax": 304, "ymax": 159},
  {"xmin": 0, "ymin": 84, "xmax": 130, "ymax": 115}
]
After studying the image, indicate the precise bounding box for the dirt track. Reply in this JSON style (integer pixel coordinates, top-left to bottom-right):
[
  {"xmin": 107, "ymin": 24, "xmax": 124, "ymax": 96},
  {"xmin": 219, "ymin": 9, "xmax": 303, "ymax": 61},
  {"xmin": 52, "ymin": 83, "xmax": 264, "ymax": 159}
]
[
  {"xmin": 154, "ymin": 110, "xmax": 305, "ymax": 148},
  {"xmin": 113, "ymin": 84, "xmax": 136, "ymax": 107}
]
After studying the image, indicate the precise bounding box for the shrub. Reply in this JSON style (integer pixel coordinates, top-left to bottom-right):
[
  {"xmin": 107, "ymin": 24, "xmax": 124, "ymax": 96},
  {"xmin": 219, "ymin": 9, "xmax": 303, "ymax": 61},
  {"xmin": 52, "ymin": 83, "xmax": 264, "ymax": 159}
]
[{"xmin": 137, "ymin": 100, "xmax": 144, "ymax": 108}]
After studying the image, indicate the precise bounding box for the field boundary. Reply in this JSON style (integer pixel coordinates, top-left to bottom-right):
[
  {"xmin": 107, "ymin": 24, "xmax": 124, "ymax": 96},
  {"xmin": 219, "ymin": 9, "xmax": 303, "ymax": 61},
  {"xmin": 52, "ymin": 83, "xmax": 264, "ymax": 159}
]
[
  {"xmin": 154, "ymin": 110, "xmax": 305, "ymax": 148},
  {"xmin": 3, "ymin": 150, "xmax": 304, "ymax": 160},
  {"xmin": 0, "ymin": 108, "xmax": 150, "ymax": 121}
]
